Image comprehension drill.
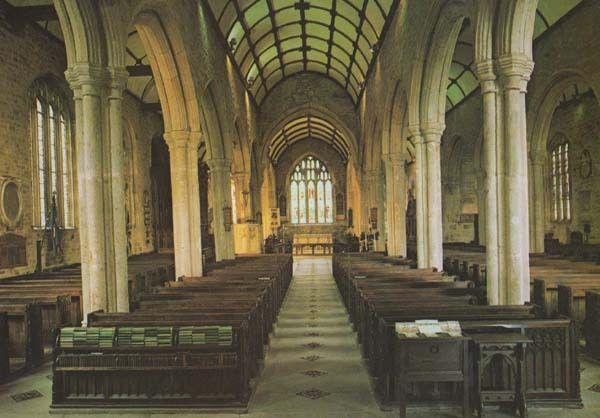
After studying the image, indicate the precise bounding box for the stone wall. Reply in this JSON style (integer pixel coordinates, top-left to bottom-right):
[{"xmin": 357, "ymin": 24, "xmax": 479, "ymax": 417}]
[
  {"xmin": 545, "ymin": 92, "xmax": 600, "ymax": 243},
  {"xmin": 0, "ymin": 20, "xmax": 163, "ymax": 278},
  {"xmin": 0, "ymin": 22, "xmax": 73, "ymax": 278},
  {"xmin": 440, "ymin": 1, "xmax": 600, "ymax": 247}
]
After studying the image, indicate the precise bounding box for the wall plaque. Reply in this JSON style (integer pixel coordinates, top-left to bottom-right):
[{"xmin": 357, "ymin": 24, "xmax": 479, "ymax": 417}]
[
  {"xmin": 0, "ymin": 179, "xmax": 22, "ymax": 229},
  {"xmin": 370, "ymin": 207, "xmax": 378, "ymax": 230},
  {"xmin": 0, "ymin": 233, "xmax": 27, "ymax": 269}
]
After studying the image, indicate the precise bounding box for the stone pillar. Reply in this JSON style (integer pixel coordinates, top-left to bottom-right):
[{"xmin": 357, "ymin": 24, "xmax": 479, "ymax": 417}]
[
  {"xmin": 410, "ymin": 127, "xmax": 428, "ymax": 268},
  {"xmin": 232, "ymin": 171, "xmax": 251, "ymax": 222},
  {"xmin": 422, "ymin": 125, "xmax": 444, "ymax": 271},
  {"xmin": 530, "ymin": 158, "xmax": 545, "ymax": 254},
  {"xmin": 363, "ymin": 170, "xmax": 382, "ymax": 251},
  {"xmin": 475, "ymin": 61, "xmax": 502, "ymax": 305},
  {"xmin": 208, "ymin": 158, "xmax": 235, "ymax": 261},
  {"xmin": 164, "ymin": 131, "xmax": 203, "ymax": 278},
  {"xmin": 107, "ymin": 68, "xmax": 130, "ymax": 312},
  {"xmin": 498, "ymin": 56, "xmax": 533, "ymax": 304},
  {"xmin": 386, "ymin": 153, "xmax": 408, "ymax": 257},
  {"xmin": 66, "ymin": 64, "xmax": 129, "ymax": 322}
]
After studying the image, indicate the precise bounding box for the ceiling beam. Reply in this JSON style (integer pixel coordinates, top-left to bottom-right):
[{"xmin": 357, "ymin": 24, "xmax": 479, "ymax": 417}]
[
  {"xmin": 10, "ymin": 5, "xmax": 58, "ymax": 22},
  {"xmin": 126, "ymin": 64, "xmax": 153, "ymax": 77},
  {"xmin": 142, "ymin": 102, "xmax": 162, "ymax": 112}
]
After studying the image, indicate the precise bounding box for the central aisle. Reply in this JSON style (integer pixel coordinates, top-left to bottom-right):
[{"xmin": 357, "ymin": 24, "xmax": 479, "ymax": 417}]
[{"xmin": 248, "ymin": 256, "xmax": 394, "ymax": 417}]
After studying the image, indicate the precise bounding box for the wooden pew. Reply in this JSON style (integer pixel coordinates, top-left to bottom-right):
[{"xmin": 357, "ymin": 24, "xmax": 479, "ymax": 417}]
[
  {"xmin": 51, "ymin": 254, "xmax": 292, "ymax": 412},
  {"xmin": 0, "ymin": 303, "xmax": 43, "ymax": 373},
  {"xmin": 332, "ymin": 253, "xmax": 582, "ymax": 410},
  {"xmin": 0, "ymin": 312, "xmax": 8, "ymax": 381},
  {"xmin": 585, "ymin": 291, "xmax": 600, "ymax": 359}
]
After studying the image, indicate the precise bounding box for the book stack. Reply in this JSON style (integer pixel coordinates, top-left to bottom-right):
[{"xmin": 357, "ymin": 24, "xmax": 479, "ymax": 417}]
[
  {"xmin": 143, "ymin": 327, "xmax": 173, "ymax": 347},
  {"xmin": 178, "ymin": 326, "xmax": 232, "ymax": 346},
  {"xmin": 117, "ymin": 327, "xmax": 146, "ymax": 347},
  {"xmin": 99, "ymin": 328, "xmax": 116, "ymax": 348},
  {"xmin": 60, "ymin": 327, "xmax": 115, "ymax": 348},
  {"xmin": 218, "ymin": 326, "xmax": 233, "ymax": 346}
]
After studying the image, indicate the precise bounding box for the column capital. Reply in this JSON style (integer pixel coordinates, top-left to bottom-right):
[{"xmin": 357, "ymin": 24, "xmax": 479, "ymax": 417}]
[
  {"xmin": 207, "ymin": 158, "xmax": 232, "ymax": 173},
  {"xmin": 163, "ymin": 130, "xmax": 201, "ymax": 149},
  {"xmin": 107, "ymin": 66, "xmax": 129, "ymax": 98},
  {"xmin": 387, "ymin": 152, "xmax": 407, "ymax": 166},
  {"xmin": 363, "ymin": 169, "xmax": 378, "ymax": 183},
  {"xmin": 65, "ymin": 63, "xmax": 107, "ymax": 94},
  {"xmin": 474, "ymin": 60, "xmax": 498, "ymax": 94},
  {"xmin": 232, "ymin": 171, "xmax": 250, "ymax": 182},
  {"xmin": 421, "ymin": 122, "xmax": 445, "ymax": 141},
  {"xmin": 407, "ymin": 124, "xmax": 423, "ymax": 140},
  {"xmin": 497, "ymin": 54, "xmax": 534, "ymax": 92}
]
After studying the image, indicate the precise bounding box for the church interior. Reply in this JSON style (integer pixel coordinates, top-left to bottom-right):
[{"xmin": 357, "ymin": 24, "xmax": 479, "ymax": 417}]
[{"xmin": 1, "ymin": 0, "xmax": 600, "ymax": 417}]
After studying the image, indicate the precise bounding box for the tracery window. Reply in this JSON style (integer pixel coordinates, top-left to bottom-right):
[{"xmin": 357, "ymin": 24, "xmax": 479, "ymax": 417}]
[
  {"xmin": 290, "ymin": 156, "xmax": 333, "ymax": 224},
  {"xmin": 550, "ymin": 142, "xmax": 571, "ymax": 222},
  {"xmin": 32, "ymin": 82, "xmax": 74, "ymax": 228}
]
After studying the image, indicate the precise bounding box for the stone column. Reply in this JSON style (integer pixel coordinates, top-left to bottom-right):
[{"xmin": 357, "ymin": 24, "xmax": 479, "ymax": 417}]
[
  {"xmin": 386, "ymin": 153, "xmax": 408, "ymax": 257},
  {"xmin": 208, "ymin": 158, "xmax": 235, "ymax": 261},
  {"xmin": 164, "ymin": 131, "xmax": 203, "ymax": 278},
  {"xmin": 475, "ymin": 60, "xmax": 502, "ymax": 305},
  {"xmin": 107, "ymin": 68, "xmax": 130, "ymax": 312},
  {"xmin": 232, "ymin": 171, "xmax": 251, "ymax": 222},
  {"xmin": 363, "ymin": 170, "xmax": 382, "ymax": 251},
  {"xmin": 409, "ymin": 127, "xmax": 428, "ymax": 268},
  {"xmin": 422, "ymin": 125, "xmax": 444, "ymax": 271},
  {"xmin": 498, "ymin": 56, "xmax": 534, "ymax": 304},
  {"xmin": 66, "ymin": 64, "xmax": 129, "ymax": 322},
  {"xmin": 529, "ymin": 157, "xmax": 545, "ymax": 254}
]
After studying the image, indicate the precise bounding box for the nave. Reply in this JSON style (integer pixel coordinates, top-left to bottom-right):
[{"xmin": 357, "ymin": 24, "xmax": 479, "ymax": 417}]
[{"xmin": 1, "ymin": 257, "xmax": 600, "ymax": 418}]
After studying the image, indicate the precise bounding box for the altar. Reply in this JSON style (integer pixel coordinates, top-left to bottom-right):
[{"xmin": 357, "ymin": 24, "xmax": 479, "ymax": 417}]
[{"xmin": 292, "ymin": 233, "xmax": 333, "ymax": 255}]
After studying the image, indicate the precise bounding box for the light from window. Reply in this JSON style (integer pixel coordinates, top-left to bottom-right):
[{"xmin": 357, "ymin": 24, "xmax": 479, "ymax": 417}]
[
  {"xmin": 60, "ymin": 115, "xmax": 73, "ymax": 227},
  {"xmin": 289, "ymin": 156, "xmax": 333, "ymax": 224},
  {"xmin": 32, "ymin": 83, "xmax": 74, "ymax": 229},
  {"xmin": 36, "ymin": 99, "xmax": 46, "ymax": 227},
  {"xmin": 551, "ymin": 142, "xmax": 571, "ymax": 222}
]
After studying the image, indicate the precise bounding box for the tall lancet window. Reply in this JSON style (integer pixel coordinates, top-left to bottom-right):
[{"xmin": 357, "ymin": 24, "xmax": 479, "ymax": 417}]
[
  {"xmin": 32, "ymin": 80, "xmax": 74, "ymax": 228},
  {"xmin": 550, "ymin": 141, "xmax": 571, "ymax": 222},
  {"xmin": 289, "ymin": 156, "xmax": 333, "ymax": 224}
]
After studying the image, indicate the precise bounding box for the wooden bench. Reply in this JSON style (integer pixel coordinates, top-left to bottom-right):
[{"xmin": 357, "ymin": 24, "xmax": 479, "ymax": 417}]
[
  {"xmin": 52, "ymin": 324, "xmax": 250, "ymax": 411},
  {"xmin": 51, "ymin": 254, "xmax": 292, "ymax": 412},
  {"xmin": 332, "ymin": 253, "xmax": 582, "ymax": 410},
  {"xmin": 585, "ymin": 291, "xmax": 600, "ymax": 359}
]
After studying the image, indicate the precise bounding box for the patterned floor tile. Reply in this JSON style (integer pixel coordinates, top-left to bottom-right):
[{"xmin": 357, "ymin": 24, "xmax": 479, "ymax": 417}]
[
  {"xmin": 11, "ymin": 390, "xmax": 43, "ymax": 403},
  {"xmin": 301, "ymin": 370, "xmax": 328, "ymax": 377},
  {"xmin": 296, "ymin": 388, "xmax": 331, "ymax": 400}
]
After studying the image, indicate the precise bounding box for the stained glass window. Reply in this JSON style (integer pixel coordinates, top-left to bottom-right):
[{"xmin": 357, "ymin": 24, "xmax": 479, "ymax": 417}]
[
  {"xmin": 33, "ymin": 83, "xmax": 74, "ymax": 228},
  {"xmin": 550, "ymin": 142, "xmax": 571, "ymax": 222},
  {"xmin": 289, "ymin": 156, "xmax": 333, "ymax": 224}
]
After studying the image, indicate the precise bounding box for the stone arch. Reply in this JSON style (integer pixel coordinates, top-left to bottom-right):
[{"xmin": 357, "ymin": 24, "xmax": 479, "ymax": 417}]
[
  {"xmin": 494, "ymin": 0, "xmax": 538, "ymax": 59},
  {"xmin": 200, "ymin": 79, "xmax": 234, "ymax": 161},
  {"xmin": 134, "ymin": 11, "xmax": 200, "ymax": 135},
  {"xmin": 527, "ymin": 70, "xmax": 599, "ymax": 252},
  {"xmin": 382, "ymin": 81, "xmax": 410, "ymax": 157},
  {"xmin": 53, "ymin": 1, "xmax": 107, "ymax": 67},
  {"xmin": 420, "ymin": 1, "xmax": 471, "ymax": 129}
]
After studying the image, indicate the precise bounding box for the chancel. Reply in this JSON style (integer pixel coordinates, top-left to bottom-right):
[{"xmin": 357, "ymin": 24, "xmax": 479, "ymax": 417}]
[{"xmin": 0, "ymin": 0, "xmax": 599, "ymax": 417}]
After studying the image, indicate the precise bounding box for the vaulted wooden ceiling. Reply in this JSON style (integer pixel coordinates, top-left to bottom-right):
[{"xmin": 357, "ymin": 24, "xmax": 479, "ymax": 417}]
[
  {"xmin": 207, "ymin": 0, "xmax": 399, "ymax": 105},
  {"xmin": 268, "ymin": 114, "xmax": 350, "ymax": 163}
]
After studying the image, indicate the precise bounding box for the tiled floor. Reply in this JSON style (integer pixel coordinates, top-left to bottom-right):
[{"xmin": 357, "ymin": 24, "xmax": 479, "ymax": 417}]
[{"xmin": 1, "ymin": 256, "xmax": 600, "ymax": 417}]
